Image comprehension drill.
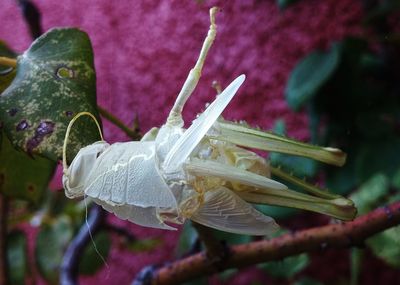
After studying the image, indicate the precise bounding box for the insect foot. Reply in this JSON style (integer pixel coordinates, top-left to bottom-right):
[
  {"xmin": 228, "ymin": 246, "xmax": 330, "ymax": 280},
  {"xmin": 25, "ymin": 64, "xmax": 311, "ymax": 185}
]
[{"xmin": 62, "ymin": 7, "xmax": 356, "ymax": 236}]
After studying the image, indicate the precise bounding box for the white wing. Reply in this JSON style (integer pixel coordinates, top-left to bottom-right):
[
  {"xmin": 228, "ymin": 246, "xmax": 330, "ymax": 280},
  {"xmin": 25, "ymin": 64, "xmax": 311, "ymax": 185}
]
[
  {"xmin": 191, "ymin": 187, "xmax": 278, "ymax": 236},
  {"xmin": 93, "ymin": 198, "xmax": 176, "ymax": 230},
  {"xmin": 163, "ymin": 75, "xmax": 246, "ymax": 172},
  {"xmin": 85, "ymin": 141, "xmax": 177, "ymax": 209}
]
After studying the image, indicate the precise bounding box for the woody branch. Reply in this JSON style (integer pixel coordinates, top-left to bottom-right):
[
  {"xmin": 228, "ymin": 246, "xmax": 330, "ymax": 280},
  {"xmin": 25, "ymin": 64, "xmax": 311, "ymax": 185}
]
[{"xmin": 150, "ymin": 201, "xmax": 400, "ymax": 285}]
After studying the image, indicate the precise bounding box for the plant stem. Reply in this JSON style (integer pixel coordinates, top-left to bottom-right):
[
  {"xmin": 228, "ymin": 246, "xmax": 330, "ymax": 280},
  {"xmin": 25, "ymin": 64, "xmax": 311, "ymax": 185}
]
[
  {"xmin": 149, "ymin": 201, "xmax": 400, "ymax": 285},
  {"xmin": 17, "ymin": 0, "xmax": 42, "ymax": 39},
  {"xmin": 0, "ymin": 194, "xmax": 9, "ymax": 285},
  {"xmin": 98, "ymin": 106, "xmax": 141, "ymax": 140},
  {"xmin": 0, "ymin": 57, "xmax": 17, "ymax": 68},
  {"xmin": 192, "ymin": 222, "xmax": 228, "ymax": 261}
]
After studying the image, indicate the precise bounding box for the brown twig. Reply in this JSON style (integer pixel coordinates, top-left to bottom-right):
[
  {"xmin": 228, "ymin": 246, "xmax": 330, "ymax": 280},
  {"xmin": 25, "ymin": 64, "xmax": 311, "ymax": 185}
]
[
  {"xmin": 0, "ymin": 194, "xmax": 9, "ymax": 285},
  {"xmin": 191, "ymin": 222, "xmax": 229, "ymax": 262},
  {"xmin": 151, "ymin": 201, "xmax": 400, "ymax": 285}
]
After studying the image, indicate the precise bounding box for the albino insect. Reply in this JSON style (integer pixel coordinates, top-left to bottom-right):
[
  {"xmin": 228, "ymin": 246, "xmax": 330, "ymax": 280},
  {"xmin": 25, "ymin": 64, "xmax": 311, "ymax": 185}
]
[{"xmin": 62, "ymin": 8, "xmax": 355, "ymax": 236}]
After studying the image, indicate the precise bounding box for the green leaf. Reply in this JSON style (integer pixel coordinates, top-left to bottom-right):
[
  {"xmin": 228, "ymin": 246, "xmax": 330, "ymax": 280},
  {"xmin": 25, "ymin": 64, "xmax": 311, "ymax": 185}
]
[
  {"xmin": 0, "ymin": 28, "xmax": 101, "ymax": 162},
  {"xmin": 286, "ymin": 44, "xmax": 341, "ymax": 110},
  {"xmin": 366, "ymin": 193, "xmax": 400, "ymax": 268},
  {"xmin": 391, "ymin": 167, "xmax": 400, "ymax": 190},
  {"xmin": 0, "ymin": 41, "xmax": 17, "ymax": 93},
  {"xmin": 35, "ymin": 216, "xmax": 73, "ymax": 284},
  {"xmin": 79, "ymin": 230, "xmax": 111, "ymax": 275},
  {"xmin": 277, "ymin": 0, "xmax": 300, "ymax": 9},
  {"xmin": 364, "ymin": 0, "xmax": 400, "ymax": 25},
  {"xmin": 270, "ymin": 153, "xmax": 318, "ymax": 178},
  {"xmin": 255, "ymin": 204, "xmax": 297, "ymax": 220},
  {"xmin": 7, "ymin": 230, "xmax": 28, "ymax": 285},
  {"xmin": 218, "ymin": 268, "xmax": 237, "ymax": 282},
  {"xmin": 258, "ymin": 252, "xmax": 309, "ymax": 278},
  {"xmin": 367, "ymin": 225, "xmax": 400, "ymax": 268},
  {"xmin": 176, "ymin": 222, "xmax": 199, "ymax": 257},
  {"xmin": 127, "ymin": 238, "xmax": 163, "ymax": 253},
  {"xmin": 355, "ymin": 138, "xmax": 400, "ymax": 183},
  {"xmin": 294, "ymin": 278, "xmax": 323, "ymax": 285},
  {"xmin": 0, "ymin": 133, "xmax": 56, "ymax": 203},
  {"xmin": 212, "ymin": 228, "xmax": 252, "ymax": 245},
  {"xmin": 350, "ymin": 173, "xmax": 389, "ymax": 215},
  {"xmin": 258, "ymin": 229, "xmax": 309, "ymax": 277},
  {"xmin": 325, "ymin": 153, "xmax": 357, "ymax": 195}
]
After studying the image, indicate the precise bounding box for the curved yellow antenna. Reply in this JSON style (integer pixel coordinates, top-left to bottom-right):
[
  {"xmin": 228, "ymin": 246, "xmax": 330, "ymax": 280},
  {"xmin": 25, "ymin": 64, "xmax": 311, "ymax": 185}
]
[{"xmin": 62, "ymin": 111, "xmax": 104, "ymax": 173}]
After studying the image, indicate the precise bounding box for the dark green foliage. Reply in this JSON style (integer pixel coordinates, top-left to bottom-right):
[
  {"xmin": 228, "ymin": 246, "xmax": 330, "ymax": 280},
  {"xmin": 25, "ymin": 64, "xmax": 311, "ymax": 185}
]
[
  {"xmin": 350, "ymin": 173, "xmax": 390, "ymax": 215},
  {"xmin": 176, "ymin": 222, "xmax": 199, "ymax": 257},
  {"xmin": 259, "ymin": 253, "xmax": 309, "ymax": 278},
  {"xmin": 277, "ymin": 0, "xmax": 300, "ymax": 10},
  {"xmin": 258, "ymin": 229, "xmax": 309, "ymax": 278},
  {"xmin": 126, "ymin": 238, "xmax": 163, "ymax": 252},
  {"xmin": 284, "ymin": 2, "xmax": 400, "ymax": 272},
  {"xmin": 255, "ymin": 203, "xmax": 298, "ymax": 220},
  {"xmin": 35, "ymin": 216, "xmax": 74, "ymax": 284},
  {"xmin": 0, "ymin": 134, "xmax": 55, "ymax": 203},
  {"xmin": 294, "ymin": 278, "xmax": 323, "ymax": 285},
  {"xmin": 366, "ymin": 193, "xmax": 400, "ymax": 268},
  {"xmin": 285, "ymin": 44, "xmax": 340, "ymax": 111},
  {"xmin": 7, "ymin": 230, "xmax": 28, "ymax": 285},
  {"xmin": 79, "ymin": 230, "xmax": 111, "ymax": 275}
]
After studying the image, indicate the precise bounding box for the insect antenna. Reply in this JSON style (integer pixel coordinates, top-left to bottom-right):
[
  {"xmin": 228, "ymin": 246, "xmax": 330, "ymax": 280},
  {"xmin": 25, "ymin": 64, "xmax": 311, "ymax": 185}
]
[
  {"xmin": 83, "ymin": 195, "xmax": 110, "ymax": 276},
  {"xmin": 166, "ymin": 7, "xmax": 219, "ymax": 127},
  {"xmin": 62, "ymin": 111, "xmax": 104, "ymax": 172}
]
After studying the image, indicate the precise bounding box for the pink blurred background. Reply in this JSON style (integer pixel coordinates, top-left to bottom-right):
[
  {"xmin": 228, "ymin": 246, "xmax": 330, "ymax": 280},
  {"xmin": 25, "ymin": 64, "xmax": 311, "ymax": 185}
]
[{"xmin": 1, "ymin": 0, "xmax": 364, "ymax": 284}]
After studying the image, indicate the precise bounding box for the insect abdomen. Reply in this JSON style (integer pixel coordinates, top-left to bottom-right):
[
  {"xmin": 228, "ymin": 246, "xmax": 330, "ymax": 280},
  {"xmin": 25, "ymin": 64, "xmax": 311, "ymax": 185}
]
[{"xmin": 85, "ymin": 141, "xmax": 178, "ymax": 209}]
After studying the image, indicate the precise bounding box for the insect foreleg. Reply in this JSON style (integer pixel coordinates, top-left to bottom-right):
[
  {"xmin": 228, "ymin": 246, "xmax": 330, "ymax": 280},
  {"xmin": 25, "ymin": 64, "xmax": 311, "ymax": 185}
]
[
  {"xmin": 166, "ymin": 7, "xmax": 218, "ymax": 127},
  {"xmin": 141, "ymin": 127, "xmax": 159, "ymax": 141}
]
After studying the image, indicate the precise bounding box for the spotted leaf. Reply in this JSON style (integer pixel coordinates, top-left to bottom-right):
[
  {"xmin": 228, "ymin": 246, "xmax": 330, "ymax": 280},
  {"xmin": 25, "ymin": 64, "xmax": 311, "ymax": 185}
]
[{"xmin": 0, "ymin": 28, "xmax": 101, "ymax": 162}]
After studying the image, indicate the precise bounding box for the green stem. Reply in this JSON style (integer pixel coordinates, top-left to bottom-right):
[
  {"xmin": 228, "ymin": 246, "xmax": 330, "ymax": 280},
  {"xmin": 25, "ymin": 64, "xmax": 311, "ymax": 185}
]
[
  {"xmin": 0, "ymin": 57, "xmax": 16, "ymax": 68},
  {"xmin": 97, "ymin": 106, "xmax": 141, "ymax": 140}
]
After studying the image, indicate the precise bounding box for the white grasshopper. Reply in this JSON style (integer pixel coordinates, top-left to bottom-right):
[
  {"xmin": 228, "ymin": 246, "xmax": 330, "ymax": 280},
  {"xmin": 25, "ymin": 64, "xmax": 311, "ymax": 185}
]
[{"xmin": 62, "ymin": 8, "xmax": 354, "ymax": 236}]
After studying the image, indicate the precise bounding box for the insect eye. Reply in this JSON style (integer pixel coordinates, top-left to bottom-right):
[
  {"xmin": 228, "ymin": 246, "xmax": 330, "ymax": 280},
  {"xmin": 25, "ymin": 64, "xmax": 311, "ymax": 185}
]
[{"xmin": 96, "ymin": 152, "xmax": 101, "ymax": 158}]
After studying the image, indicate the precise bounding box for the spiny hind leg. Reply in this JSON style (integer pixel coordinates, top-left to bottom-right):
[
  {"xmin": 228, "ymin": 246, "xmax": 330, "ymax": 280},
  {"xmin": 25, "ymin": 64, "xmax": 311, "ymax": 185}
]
[{"xmin": 167, "ymin": 7, "xmax": 218, "ymax": 126}]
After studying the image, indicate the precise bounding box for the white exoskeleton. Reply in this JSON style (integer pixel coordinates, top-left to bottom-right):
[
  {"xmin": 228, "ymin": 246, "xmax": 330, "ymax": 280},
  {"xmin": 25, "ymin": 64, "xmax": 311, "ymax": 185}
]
[{"xmin": 62, "ymin": 8, "xmax": 355, "ymax": 236}]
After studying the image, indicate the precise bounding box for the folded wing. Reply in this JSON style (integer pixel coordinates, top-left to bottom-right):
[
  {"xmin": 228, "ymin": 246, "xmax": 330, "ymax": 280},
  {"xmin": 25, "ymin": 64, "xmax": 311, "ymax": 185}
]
[
  {"xmin": 163, "ymin": 75, "xmax": 246, "ymax": 173},
  {"xmin": 191, "ymin": 186, "xmax": 278, "ymax": 236}
]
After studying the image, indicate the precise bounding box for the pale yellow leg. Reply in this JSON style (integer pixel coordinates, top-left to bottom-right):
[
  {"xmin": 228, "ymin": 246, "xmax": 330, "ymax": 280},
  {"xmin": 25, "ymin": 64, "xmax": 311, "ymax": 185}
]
[{"xmin": 167, "ymin": 7, "xmax": 218, "ymax": 127}]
